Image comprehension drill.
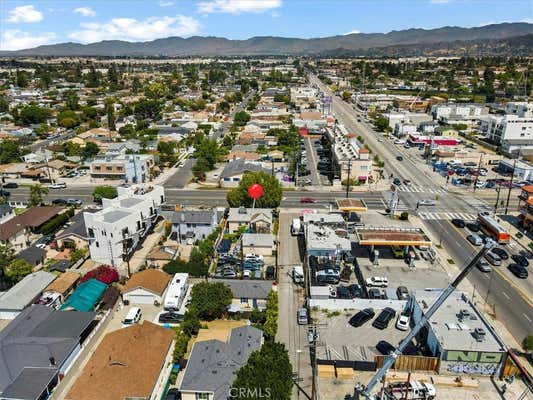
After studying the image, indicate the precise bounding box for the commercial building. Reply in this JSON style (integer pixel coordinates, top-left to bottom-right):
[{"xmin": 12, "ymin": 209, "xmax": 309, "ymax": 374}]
[
  {"xmin": 0, "ymin": 305, "xmax": 96, "ymax": 400},
  {"xmin": 482, "ymin": 115, "xmax": 533, "ymax": 155},
  {"xmin": 90, "ymin": 154, "xmax": 155, "ymax": 183},
  {"xmin": 66, "ymin": 322, "xmax": 173, "ymax": 400},
  {"xmin": 412, "ymin": 291, "xmax": 507, "ymax": 376},
  {"xmin": 431, "ymin": 104, "xmax": 487, "ymax": 122},
  {"xmin": 0, "ymin": 271, "xmax": 56, "ymax": 319},
  {"xmin": 179, "ymin": 326, "xmax": 263, "ymax": 400},
  {"xmin": 498, "ymin": 158, "xmax": 533, "ymax": 181},
  {"xmin": 84, "ymin": 185, "xmax": 165, "ymax": 267}
]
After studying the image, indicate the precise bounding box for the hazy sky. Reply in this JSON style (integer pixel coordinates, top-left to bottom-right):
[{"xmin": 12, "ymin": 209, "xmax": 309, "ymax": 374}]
[{"xmin": 1, "ymin": 0, "xmax": 532, "ymax": 50}]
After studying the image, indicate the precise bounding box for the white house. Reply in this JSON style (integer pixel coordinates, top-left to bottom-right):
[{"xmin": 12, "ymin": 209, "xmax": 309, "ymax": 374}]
[{"xmin": 84, "ymin": 185, "xmax": 165, "ymax": 267}]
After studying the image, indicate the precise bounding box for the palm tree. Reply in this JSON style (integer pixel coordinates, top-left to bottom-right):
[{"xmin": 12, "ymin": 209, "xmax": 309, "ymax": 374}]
[{"xmin": 29, "ymin": 184, "xmax": 48, "ymax": 206}]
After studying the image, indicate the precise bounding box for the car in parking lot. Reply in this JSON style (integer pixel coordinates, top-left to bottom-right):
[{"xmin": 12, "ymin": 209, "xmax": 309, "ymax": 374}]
[
  {"xmin": 368, "ymin": 288, "xmax": 387, "ymax": 299},
  {"xmin": 451, "ymin": 218, "xmax": 465, "ymax": 228},
  {"xmin": 300, "ymin": 197, "xmax": 317, "ymax": 203},
  {"xmin": 366, "ymin": 276, "xmax": 389, "ymax": 287},
  {"xmin": 484, "ymin": 251, "xmax": 502, "ymax": 266},
  {"xmin": 348, "ymin": 308, "xmax": 375, "ymax": 327},
  {"xmin": 376, "ymin": 340, "xmax": 395, "ymax": 355},
  {"xmin": 491, "ymin": 248, "xmax": 509, "ymax": 260},
  {"xmin": 508, "ymin": 264, "xmax": 528, "ymax": 279},
  {"xmin": 3, "ymin": 182, "xmax": 18, "ymax": 188},
  {"xmin": 467, "ymin": 234, "xmax": 483, "ymax": 246},
  {"xmin": 372, "ymin": 307, "xmax": 396, "ymax": 330},
  {"xmin": 396, "ymin": 313, "xmax": 410, "ymax": 331},
  {"xmin": 511, "ymin": 254, "xmax": 529, "ymax": 267},
  {"xmin": 396, "ymin": 286, "xmax": 409, "ymax": 300},
  {"xmin": 476, "ymin": 259, "xmax": 492, "ymax": 273}
]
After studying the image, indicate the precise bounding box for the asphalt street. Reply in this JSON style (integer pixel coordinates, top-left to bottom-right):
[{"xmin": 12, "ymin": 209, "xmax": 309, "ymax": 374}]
[
  {"xmin": 311, "ymin": 73, "xmax": 532, "ymax": 343},
  {"xmin": 164, "ymin": 158, "xmax": 195, "ymax": 189}
]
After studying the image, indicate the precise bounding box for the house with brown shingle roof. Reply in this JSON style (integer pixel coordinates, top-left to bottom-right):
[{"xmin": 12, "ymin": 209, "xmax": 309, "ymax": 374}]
[
  {"xmin": 45, "ymin": 271, "xmax": 80, "ymax": 301},
  {"xmin": 121, "ymin": 269, "xmax": 171, "ymax": 305},
  {"xmin": 0, "ymin": 206, "xmax": 64, "ymax": 251},
  {"xmin": 65, "ymin": 322, "xmax": 174, "ymax": 400}
]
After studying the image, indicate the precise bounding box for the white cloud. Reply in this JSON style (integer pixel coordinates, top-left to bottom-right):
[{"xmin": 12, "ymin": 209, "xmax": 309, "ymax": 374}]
[
  {"xmin": 344, "ymin": 30, "xmax": 360, "ymax": 35},
  {"xmin": 69, "ymin": 15, "xmax": 200, "ymax": 43},
  {"xmin": 74, "ymin": 7, "xmax": 96, "ymax": 17},
  {"xmin": 159, "ymin": 1, "xmax": 175, "ymax": 6},
  {"xmin": 7, "ymin": 5, "xmax": 43, "ymax": 23},
  {"xmin": 198, "ymin": 0, "xmax": 282, "ymax": 14},
  {"xmin": 1, "ymin": 30, "xmax": 56, "ymax": 50}
]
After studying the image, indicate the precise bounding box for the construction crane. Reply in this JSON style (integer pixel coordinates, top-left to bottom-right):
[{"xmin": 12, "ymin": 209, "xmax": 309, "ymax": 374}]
[{"xmin": 354, "ymin": 239, "xmax": 496, "ymax": 399}]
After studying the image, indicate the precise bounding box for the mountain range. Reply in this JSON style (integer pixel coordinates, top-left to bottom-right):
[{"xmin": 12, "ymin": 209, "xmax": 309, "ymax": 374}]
[{"xmin": 1, "ymin": 23, "xmax": 532, "ymax": 57}]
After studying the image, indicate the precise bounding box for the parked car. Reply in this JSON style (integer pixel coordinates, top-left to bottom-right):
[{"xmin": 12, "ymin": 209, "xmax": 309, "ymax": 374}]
[
  {"xmin": 52, "ymin": 198, "xmax": 68, "ymax": 205},
  {"xmin": 49, "ymin": 182, "xmax": 67, "ymax": 189},
  {"xmin": 165, "ymin": 388, "xmax": 180, "ymax": 400},
  {"xmin": 491, "ymin": 248, "xmax": 509, "ymax": 260},
  {"xmin": 466, "ymin": 222, "xmax": 481, "ymax": 232},
  {"xmin": 300, "ymin": 197, "xmax": 317, "ymax": 203},
  {"xmin": 484, "ymin": 251, "xmax": 502, "ymax": 266},
  {"xmin": 396, "ymin": 286, "xmax": 409, "ymax": 300},
  {"xmin": 348, "ymin": 308, "xmax": 375, "ymax": 327},
  {"xmin": 368, "ymin": 288, "xmax": 387, "ymax": 299},
  {"xmin": 0, "ymin": 189, "xmax": 10, "ymax": 197},
  {"xmin": 508, "ymin": 264, "xmax": 528, "ymax": 279},
  {"xmin": 396, "ymin": 314, "xmax": 410, "ymax": 331},
  {"xmin": 297, "ymin": 308, "xmax": 308, "ymax": 325},
  {"xmin": 66, "ymin": 198, "xmax": 82, "ymax": 206},
  {"xmin": 511, "ymin": 254, "xmax": 530, "ymax": 267},
  {"xmin": 365, "ymin": 276, "xmax": 389, "ymax": 287},
  {"xmin": 451, "ymin": 218, "xmax": 465, "ymax": 228},
  {"xmin": 3, "ymin": 182, "xmax": 18, "ymax": 188},
  {"xmin": 158, "ymin": 312, "xmax": 184, "ymax": 324},
  {"xmin": 376, "ymin": 340, "xmax": 395, "ymax": 355},
  {"xmin": 372, "ymin": 307, "xmax": 396, "ymax": 330},
  {"xmin": 477, "ymin": 259, "xmax": 492, "ymax": 273},
  {"xmin": 467, "ymin": 234, "xmax": 483, "ymax": 246}
]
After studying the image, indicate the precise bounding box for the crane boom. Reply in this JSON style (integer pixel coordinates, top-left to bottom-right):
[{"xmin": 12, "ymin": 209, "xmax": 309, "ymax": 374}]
[{"xmin": 358, "ymin": 239, "xmax": 495, "ymax": 399}]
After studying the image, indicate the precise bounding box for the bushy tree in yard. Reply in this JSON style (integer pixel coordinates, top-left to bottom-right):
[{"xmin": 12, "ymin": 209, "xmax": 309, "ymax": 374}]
[
  {"xmin": 523, "ymin": 335, "xmax": 533, "ymax": 352},
  {"xmin": 173, "ymin": 330, "xmax": 190, "ymax": 363},
  {"xmin": 263, "ymin": 290, "xmax": 279, "ymax": 340},
  {"xmin": 134, "ymin": 99, "xmax": 163, "ymax": 121},
  {"xmin": 92, "ymin": 185, "xmax": 118, "ymax": 203},
  {"xmin": 226, "ymin": 171, "xmax": 282, "ymax": 208},
  {"xmin": 81, "ymin": 141, "xmax": 100, "ymax": 159},
  {"xmin": 374, "ymin": 117, "xmax": 389, "ymax": 132},
  {"xmin": 181, "ymin": 311, "xmax": 201, "ymax": 336},
  {"xmin": 19, "ymin": 105, "xmax": 51, "ymax": 125},
  {"xmin": 29, "ymin": 184, "xmax": 48, "ymax": 207},
  {"xmin": 189, "ymin": 281, "xmax": 232, "ymax": 321},
  {"xmin": 231, "ymin": 342, "xmax": 293, "ymax": 400},
  {"xmin": 233, "ymin": 110, "xmax": 250, "ymax": 126},
  {"xmin": 80, "ymin": 265, "xmax": 119, "ymax": 284},
  {"xmin": 5, "ymin": 259, "xmax": 32, "ymax": 282},
  {"xmin": 57, "ymin": 110, "xmax": 81, "ymax": 128}
]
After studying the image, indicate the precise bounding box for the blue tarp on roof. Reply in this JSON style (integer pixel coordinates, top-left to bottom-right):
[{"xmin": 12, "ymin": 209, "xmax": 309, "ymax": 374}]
[{"xmin": 59, "ymin": 278, "xmax": 107, "ymax": 312}]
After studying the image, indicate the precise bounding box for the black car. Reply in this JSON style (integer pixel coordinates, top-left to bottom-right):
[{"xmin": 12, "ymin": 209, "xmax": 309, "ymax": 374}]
[
  {"xmin": 348, "ymin": 308, "xmax": 375, "ymax": 327},
  {"xmin": 511, "ymin": 254, "xmax": 530, "ymax": 267},
  {"xmin": 372, "ymin": 307, "xmax": 396, "ymax": 330},
  {"xmin": 466, "ymin": 222, "xmax": 480, "ymax": 232},
  {"xmin": 158, "ymin": 312, "xmax": 184, "ymax": 324},
  {"xmin": 376, "ymin": 340, "xmax": 395, "ymax": 355},
  {"xmin": 508, "ymin": 264, "xmax": 528, "ymax": 279},
  {"xmin": 451, "ymin": 218, "xmax": 465, "ymax": 228},
  {"xmin": 0, "ymin": 189, "xmax": 10, "ymax": 197},
  {"xmin": 3, "ymin": 182, "xmax": 18, "ymax": 188},
  {"xmin": 491, "ymin": 248, "xmax": 509, "ymax": 260},
  {"xmin": 265, "ymin": 266, "xmax": 275, "ymax": 280},
  {"xmin": 368, "ymin": 288, "xmax": 387, "ymax": 299},
  {"xmin": 396, "ymin": 286, "xmax": 409, "ymax": 300},
  {"xmin": 336, "ymin": 285, "xmax": 351, "ymax": 299},
  {"xmin": 347, "ymin": 284, "xmax": 362, "ymax": 298},
  {"xmin": 396, "ymin": 155, "xmax": 404, "ymax": 161},
  {"xmin": 52, "ymin": 198, "xmax": 68, "ymax": 205},
  {"xmin": 393, "ymin": 178, "xmax": 401, "ymax": 186},
  {"xmin": 166, "ymin": 388, "xmax": 181, "ymax": 400}
]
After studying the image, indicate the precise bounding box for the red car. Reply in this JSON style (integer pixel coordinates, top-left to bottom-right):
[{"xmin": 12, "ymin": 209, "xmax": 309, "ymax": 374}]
[{"xmin": 300, "ymin": 197, "xmax": 317, "ymax": 203}]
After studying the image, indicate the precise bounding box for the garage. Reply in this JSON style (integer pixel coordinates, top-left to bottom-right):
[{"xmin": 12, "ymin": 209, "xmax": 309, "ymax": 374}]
[
  {"xmin": 123, "ymin": 288, "xmax": 161, "ymax": 305},
  {"xmin": 121, "ymin": 269, "xmax": 171, "ymax": 306}
]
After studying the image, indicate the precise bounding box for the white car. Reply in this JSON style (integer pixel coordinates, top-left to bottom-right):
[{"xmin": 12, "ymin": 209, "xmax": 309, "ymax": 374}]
[
  {"xmin": 365, "ymin": 276, "xmax": 389, "ymax": 288},
  {"xmin": 418, "ymin": 199, "xmax": 436, "ymax": 206},
  {"xmin": 475, "ymin": 180, "xmax": 485, "ymax": 189},
  {"xmin": 393, "ymin": 139, "xmax": 406, "ymax": 145},
  {"xmin": 49, "ymin": 182, "xmax": 66, "ymax": 189},
  {"xmin": 244, "ymin": 253, "xmax": 264, "ymax": 261},
  {"xmin": 377, "ymin": 138, "xmax": 384, "ymax": 142},
  {"xmin": 396, "ymin": 314, "xmax": 410, "ymax": 331}
]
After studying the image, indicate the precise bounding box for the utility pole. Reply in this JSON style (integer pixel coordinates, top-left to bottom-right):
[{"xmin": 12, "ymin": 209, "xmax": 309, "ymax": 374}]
[
  {"xmin": 504, "ymin": 157, "xmax": 518, "ymax": 214},
  {"xmin": 345, "ymin": 158, "xmax": 352, "ymax": 199},
  {"xmin": 494, "ymin": 183, "xmax": 502, "ymax": 214},
  {"xmin": 473, "ymin": 153, "xmax": 483, "ymax": 193}
]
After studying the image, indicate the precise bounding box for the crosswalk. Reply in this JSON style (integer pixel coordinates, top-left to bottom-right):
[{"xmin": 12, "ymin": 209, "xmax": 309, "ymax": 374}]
[
  {"xmin": 396, "ymin": 185, "xmax": 447, "ymax": 194},
  {"xmin": 418, "ymin": 211, "xmax": 477, "ymax": 221}
]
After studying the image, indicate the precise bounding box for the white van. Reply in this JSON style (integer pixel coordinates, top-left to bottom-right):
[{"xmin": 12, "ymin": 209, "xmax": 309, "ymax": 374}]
[
  {"xmin": 122, "ymin": 307, "xmax": 142, "ymax": 327},
  {"xmin": 291, "ymin": 218, "xmax": 302, "ymax": 236}
]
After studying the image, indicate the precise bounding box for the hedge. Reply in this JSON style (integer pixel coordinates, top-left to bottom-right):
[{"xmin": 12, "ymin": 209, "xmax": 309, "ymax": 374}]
[{"xmin": 40, "ymin": 208, "xmax": 75, "ymax": 235}]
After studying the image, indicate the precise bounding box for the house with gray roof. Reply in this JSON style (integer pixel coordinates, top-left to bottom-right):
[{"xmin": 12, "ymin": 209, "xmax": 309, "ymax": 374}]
[
  {"xmin": 220, "ymin": 159, "xmax": 270, "ymax": 188},
  {"xmin": 179, "ymin": 325, "xmax": 263, "ymax": 400},
  {"xmin": 208, "ymin": 279, "xmax": 274, "ymax": 311},
  {"xmin": 0, "ymin": 271, "xmax": 56, "ymax": 319},
  {"xmin": 16, "ymin": 246, "xmax": 46, "ymax": 267},
  {"xmin": 56, "ymin": 209, "xmax": 96, "ymax": 250},
  {"xmin": 241, "ymin": 233, "xmax": 276, "ymax": 256},
  {"xmin": 0, "ymin": 304, "xmax": 96, "ymax": 400},
  {"xmin": 171, "ymin": 210, "xmax": 219, "ymax": 243},
  {"xmin": 227, "ymin": 207, "xmax": 272, "ymax": 234}
]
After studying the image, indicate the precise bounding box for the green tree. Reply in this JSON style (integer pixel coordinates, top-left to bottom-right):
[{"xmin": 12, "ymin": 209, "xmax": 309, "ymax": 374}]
[
  {"xmin": 234, "ymin": 110, "xmax": 251, "ymax": 127},
  {"xmin": 216, "ymin": 100, "xmax": 230, "ymax": 114},
  {"xmin": 374, "ymin": 117, "xmax": 389, "ymax": 132},
  {"xmin": 0, "ymin": 140, "xmax": 23, "ymax": 164},
  {"xmin": 342, "ymin": 91, "xmax": 352, "ymax": 101},
  {"xmin": 19, "ymin": 105, "xmax": 51, "ymax": 125},
  {"xmin": 57, "ymin": 110, "xmax": 81, "ymax": 128},
  {"xmin": 131, "ymin": 76, "xmax": 142, "ymax": 93},
  {"xmin": 92, "ymin": 185, "xmax": 118, "ymax": 202},
  {"xmin": 86, "ymin": 65, "xmax": 100, "ymax": 88},
  {"xmin": 105, "ymin": 98, "xmax": 116, "ymax": 130},
  {"xmin": 134, "ymin": 99, "xmax": 163, "ymax": 121},
  {"xmin": 189, "ymin": 281, "xmax": 232, "ymax": 321},
  {"xmin": 263, "ymin": 291, "xmax": 278, "ymax": 340},
  {"xmin": 28, "ymin": 184, "xmax": 48, "ymax": 206},
  {"xmin": 173, "ymin": 330, "xmax": 190, "ymax": 362},
  {"xmin": 226, "ymin": 171, "xmax": 282, "ymax": 208},
  {"xmin": 81, "ymin": 141, "xmax": 100, "ymax": 159},
  {"xmin": 0, "ymin": 97, "xmax": 9, "ymax": 113},
  {"xmin": 16, "ymin": 70, "xmax": 29, "ymax": 88},
  {"xmin": 181, "ymin": 311, "xmax": 201, "ymax": 336},
  {"xmin": 523, "ymin": 335, "xmax": 533, "ymax": 352},
  {"xmin": 231, "ymin": 342, "xmax": 293, "ymax": 400},
  {"xmin": 6, "ymin": 259, "xmax": 33, "ymax": 282},
  {"xmin": 0, "ymin": 244, "xmax": 14, "ymax": 279},
  {"xmin": 64, "ymin": 90, "xmax": 79, "ymax": 111}
]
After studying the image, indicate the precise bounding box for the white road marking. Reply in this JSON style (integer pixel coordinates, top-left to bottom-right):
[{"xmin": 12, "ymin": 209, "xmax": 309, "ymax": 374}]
[
  {"xmin": 502, "ymin": 291, "xmax": 510, "ymax": 300},
  {"xmin": 524, "ymin": 314, "xmax": 532, "ymax": 323}
]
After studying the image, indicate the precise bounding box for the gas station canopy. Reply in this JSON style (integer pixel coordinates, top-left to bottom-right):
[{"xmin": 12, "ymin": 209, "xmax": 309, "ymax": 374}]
[
  {"xmin": 336, "ymin": 198, "xmax": 368, "ymax": 212},
  {"xmin": 353, "ymin": 226, "xmax": 432, "ymax": 247}
]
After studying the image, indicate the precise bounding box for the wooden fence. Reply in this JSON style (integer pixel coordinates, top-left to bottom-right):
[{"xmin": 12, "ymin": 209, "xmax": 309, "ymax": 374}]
[{"xmin": 375, "ymin": 354, "xmax": 440, "ymax": 373}]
